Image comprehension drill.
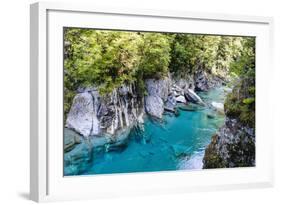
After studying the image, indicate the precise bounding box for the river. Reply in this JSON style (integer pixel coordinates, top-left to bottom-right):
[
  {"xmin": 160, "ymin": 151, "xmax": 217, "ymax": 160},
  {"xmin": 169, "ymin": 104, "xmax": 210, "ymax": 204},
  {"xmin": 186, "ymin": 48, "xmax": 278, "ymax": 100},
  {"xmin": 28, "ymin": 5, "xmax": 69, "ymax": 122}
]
[{"xmin": 75, "ymin": 86, "xmax": 229, "ymax": 175}]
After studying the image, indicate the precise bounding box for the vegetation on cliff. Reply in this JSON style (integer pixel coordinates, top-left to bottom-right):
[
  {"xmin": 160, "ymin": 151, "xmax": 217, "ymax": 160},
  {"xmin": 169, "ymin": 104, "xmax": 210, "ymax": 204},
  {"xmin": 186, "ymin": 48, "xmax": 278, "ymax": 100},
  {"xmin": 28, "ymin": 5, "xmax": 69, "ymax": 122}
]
[
  {"xmin": 63, "ymin": 28, "xmax": 255, "ymax": 119},
  {"xmin": 224, "ymin": 38, "xmax": 255, "ymax": 128},
  {"xmin": 203, "ymin": 38, "xmax": 255, "ymax": 168}
]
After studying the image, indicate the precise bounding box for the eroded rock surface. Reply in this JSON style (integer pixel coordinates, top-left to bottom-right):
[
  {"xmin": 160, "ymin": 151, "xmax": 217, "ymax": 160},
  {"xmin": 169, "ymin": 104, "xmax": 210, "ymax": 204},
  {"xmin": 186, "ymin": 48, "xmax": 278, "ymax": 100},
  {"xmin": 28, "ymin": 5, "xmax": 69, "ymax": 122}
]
[
  {"xmin": 66, "ymin": 84, "xmax": 144, "ymax": 138},
  {"xmin": 203, "ymin": 118, "xmax": 255, "ymax": 168},
  {"xmin": 144, "ymin": 77, "xmax": 170, "ymax": 118}
]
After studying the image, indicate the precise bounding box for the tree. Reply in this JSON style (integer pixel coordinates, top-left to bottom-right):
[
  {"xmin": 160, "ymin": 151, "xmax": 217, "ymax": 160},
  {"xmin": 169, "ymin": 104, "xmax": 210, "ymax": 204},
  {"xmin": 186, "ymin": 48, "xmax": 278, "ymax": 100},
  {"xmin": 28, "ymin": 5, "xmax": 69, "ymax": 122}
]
[
  {"xmin": 138, "ymin": 33, "xmax": 171, "ymax": 79},
  {"xmin": 63, "ymin": 28, "xmax": 255, "ymax": 116}
]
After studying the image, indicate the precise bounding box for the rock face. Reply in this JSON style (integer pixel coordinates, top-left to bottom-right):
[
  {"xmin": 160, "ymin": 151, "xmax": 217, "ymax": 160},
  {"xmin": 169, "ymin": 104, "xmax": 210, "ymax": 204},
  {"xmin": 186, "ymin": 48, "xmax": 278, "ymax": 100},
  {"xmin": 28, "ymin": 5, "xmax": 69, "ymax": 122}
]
[
  {"xmin": 144, "ymin": 77, "xmax": 171, "ymax": 118},
  {"xmin": 203, "ymin": 118, "xmax": 255, "ymax": 168},
  {"xmin": 64, "ymin": 72, "xmax": 226, "ymax": 175},
  {"xmin": 145, "ymin": 78, "xmax": 170, "ymax": 101},
  {"xmin": 165, "ymin": 94, "xmax": 177, "ymax": 112},
  {"xmin": 194, "ymin": 70, "xmax": 209, "ymax": 91},
  {"xmin": 66, "ymin": 84, "xmax": 144, "ymax": 138},
  {"xmin": 203, "ymin": 76, "xmax": 255, "ymax": 168},
  {"xmin": 172, "ymin": 75, "xmax": 195, "ymax": 91}
]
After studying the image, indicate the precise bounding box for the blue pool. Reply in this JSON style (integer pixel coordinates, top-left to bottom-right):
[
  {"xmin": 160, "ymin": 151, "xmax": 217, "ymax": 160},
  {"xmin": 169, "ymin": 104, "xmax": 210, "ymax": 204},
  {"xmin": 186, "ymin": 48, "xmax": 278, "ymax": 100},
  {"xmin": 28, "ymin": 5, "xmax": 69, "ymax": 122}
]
[{"xmin": 77, "ymin": 87, "xmax": 228, "ymax": 175}]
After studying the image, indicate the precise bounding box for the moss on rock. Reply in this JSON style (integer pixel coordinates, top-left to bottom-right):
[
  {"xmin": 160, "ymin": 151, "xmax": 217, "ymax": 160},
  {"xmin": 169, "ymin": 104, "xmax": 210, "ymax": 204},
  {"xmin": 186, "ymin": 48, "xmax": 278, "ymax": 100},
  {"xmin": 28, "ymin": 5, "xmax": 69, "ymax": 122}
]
[
  {"xmin": 203, "ymin": 135, "xmax": 226, "ymax": 168},
  {"xmin": 203, "ymin": 72, "xmax": 255, "ymax": 169}
]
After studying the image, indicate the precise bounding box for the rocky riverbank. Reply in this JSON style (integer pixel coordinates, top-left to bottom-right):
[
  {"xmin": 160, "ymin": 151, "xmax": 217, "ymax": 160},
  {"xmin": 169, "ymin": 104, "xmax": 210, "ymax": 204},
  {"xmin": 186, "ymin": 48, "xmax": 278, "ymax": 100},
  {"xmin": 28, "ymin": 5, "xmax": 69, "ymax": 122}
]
[
  {"xmin": 64, "ymin": 70, "xmax": 227, "ymax": 175},
  {"xmin": 65, "ymin": 70, "xmax": 217, "ymax": 138},
  {"xmin": 203, "ymin": 75, "xmax": 255, "ymax": 168}
]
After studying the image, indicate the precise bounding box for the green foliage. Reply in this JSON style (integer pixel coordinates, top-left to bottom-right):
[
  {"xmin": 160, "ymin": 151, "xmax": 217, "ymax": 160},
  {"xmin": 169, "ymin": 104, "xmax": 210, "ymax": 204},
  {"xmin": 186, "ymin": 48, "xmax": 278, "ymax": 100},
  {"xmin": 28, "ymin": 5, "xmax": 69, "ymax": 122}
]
[
  {"xmin": 64, "ymin": 28, "xmax": 142, "ymax": 114},
  {"xmin": 229, "ymin": 37, "xmax": 255, "ymax": 75},
  {"xmin": 64, "ymin": 28, "xmax": 255, "ymax": 117},
  {"xmin": 138, "ymin": 33, "xmax": 171, "ymax": 78},
  {"xmin": 64, "ymin": 28, "xmax": 141, "ymax": 93},
  {"xmin": 224, "ymin": 71, "xmax": 255, "ymax": 128},
  {"xmin": 169, "ymin": 34, "xmax": 246, "ymax": 78},
  {"xmin": 243, "ymin": 97, "xmax": 255, "ymax": 105},
  {"xmin": 169, "ymin": 34, "xmax": 216, "ymax": 75}
]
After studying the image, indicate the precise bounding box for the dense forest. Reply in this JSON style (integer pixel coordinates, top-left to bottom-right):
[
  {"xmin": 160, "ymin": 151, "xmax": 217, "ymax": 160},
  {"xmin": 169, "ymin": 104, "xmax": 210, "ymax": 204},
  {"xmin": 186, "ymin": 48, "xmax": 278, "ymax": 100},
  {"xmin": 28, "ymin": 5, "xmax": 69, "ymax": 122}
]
[{"xmin": 64, "ymin": 28, "xmax": 255, "ymax": 117}]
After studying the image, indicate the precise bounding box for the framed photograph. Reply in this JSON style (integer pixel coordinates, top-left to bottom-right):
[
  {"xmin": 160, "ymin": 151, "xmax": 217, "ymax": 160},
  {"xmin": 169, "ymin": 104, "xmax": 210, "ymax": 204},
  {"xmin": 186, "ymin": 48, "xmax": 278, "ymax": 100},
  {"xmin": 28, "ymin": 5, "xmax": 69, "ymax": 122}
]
[{"xmin": 30, "ymin": 2, "xmax": 274, "ymax": 202}]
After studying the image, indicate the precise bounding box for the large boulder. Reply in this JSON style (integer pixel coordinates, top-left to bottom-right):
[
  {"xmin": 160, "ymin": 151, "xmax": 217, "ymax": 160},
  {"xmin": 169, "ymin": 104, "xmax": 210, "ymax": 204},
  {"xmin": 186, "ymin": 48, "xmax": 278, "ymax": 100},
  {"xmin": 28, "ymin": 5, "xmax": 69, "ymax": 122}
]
[
  {"xmin": 66, "ymin": 92, "xmax": 97, "ymax": 137},
  {"xmin": 144, "ymin": 77, "xmax": 170, "ymax": 118},
  {"xmin": 64, "ymin": 138, "xmax": 92, "ymax": 176},
  {"xmin": 145, "ymin": 95, "xmax": 164, "ymax": 119},
  {"xmin": 184, "ymin": 89, "xmax": 204, "ymax": 105}
]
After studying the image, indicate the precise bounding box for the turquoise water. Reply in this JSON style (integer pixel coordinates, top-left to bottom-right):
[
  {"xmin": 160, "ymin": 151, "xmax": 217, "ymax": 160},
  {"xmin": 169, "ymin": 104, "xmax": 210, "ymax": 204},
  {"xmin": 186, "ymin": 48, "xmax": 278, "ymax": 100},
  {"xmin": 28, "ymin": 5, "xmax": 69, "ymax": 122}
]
[{"xmin": 75, "ymin": 87, "xmax": 228, "ymax": 175}]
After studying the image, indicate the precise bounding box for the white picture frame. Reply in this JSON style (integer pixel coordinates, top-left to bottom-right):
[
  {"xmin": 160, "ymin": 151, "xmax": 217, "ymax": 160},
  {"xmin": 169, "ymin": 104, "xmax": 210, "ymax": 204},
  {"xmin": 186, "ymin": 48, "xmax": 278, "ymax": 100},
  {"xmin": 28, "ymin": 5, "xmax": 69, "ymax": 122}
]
[{"xmin": 30, "ymin": 1, "xmax": 274, "ymax": 202}]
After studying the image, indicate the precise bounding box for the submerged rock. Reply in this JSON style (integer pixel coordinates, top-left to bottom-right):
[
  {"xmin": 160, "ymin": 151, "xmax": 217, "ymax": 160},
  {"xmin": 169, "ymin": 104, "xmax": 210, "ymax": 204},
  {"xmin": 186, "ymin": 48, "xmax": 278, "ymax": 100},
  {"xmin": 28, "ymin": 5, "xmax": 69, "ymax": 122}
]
[
  {"xmin": 179, "ymin": 104, "xmax": 204, "ymax": 112},
  {"xmin": 206, "ymin": 113, "xmax": 215, "ymax": 119},
  {"xmin": 171, "ymin": 144, "xmax": 191, "ymax": 157},
  {"xmin": 64, "ymin": 128, "xmax": 82, "ymax": 152},
  {"xmin": 64, "ymin": 138, "xmax": 92, "ymax": 175}
]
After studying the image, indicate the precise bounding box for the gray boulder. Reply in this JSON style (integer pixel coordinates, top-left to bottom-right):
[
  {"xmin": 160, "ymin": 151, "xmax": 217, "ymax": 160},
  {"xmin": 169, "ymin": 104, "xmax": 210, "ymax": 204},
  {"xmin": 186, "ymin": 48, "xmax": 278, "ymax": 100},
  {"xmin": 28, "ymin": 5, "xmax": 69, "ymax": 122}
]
[
  {"xmin": 145, "ymin": 95, "xmax": 164, "ymax": 119},
  {"xmin": 175, "ymin": 95, "xmax": 186, "ymax": 104},
  {"xmin": 66, "ymin": 92, "xmax": 97, "ymax": 137},
  {"xmin": 164, "ymin": 94, "xmax": 177, "ymax": 112},
  {"xmin": 144, "ymin": 77, "xmax": 171, "ymax": 118},
  {"xmin": 184, "ymin": 89, "xmax": 204, "ymax": 105}
]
